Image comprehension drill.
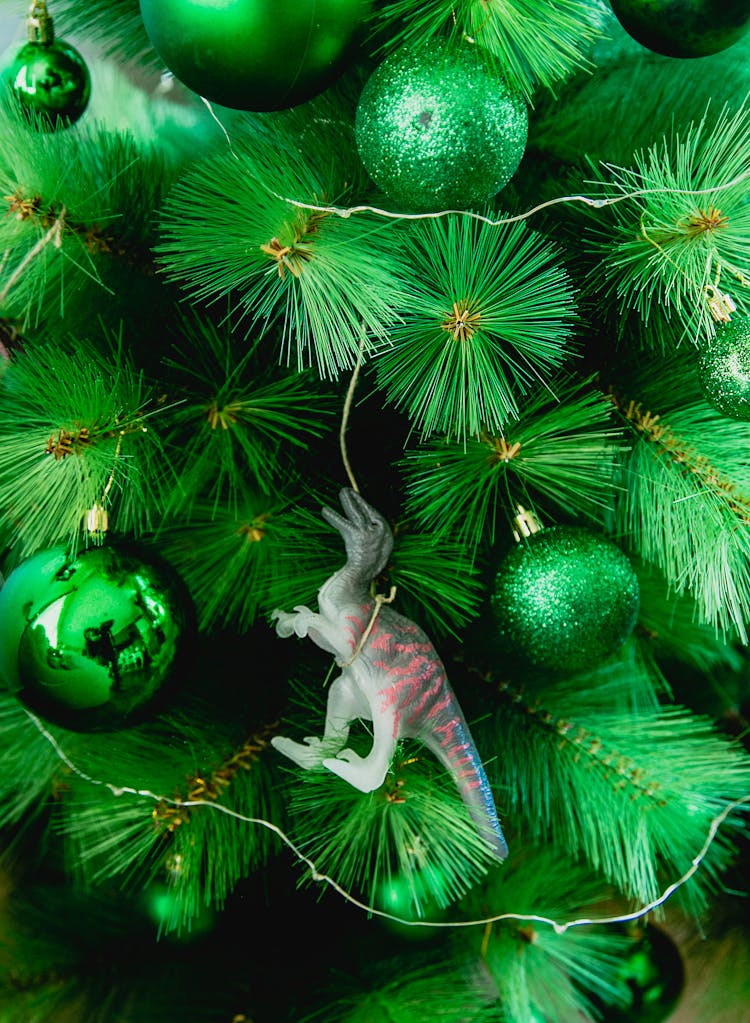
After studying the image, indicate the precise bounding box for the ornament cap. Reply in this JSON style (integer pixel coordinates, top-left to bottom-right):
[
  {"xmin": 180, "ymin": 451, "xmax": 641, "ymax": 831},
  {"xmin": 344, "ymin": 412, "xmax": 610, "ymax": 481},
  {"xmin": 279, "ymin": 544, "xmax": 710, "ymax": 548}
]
[
  {"xmin": 27, "ymin": 0, "xmax": 54, "ymax": 44},
  {"xmin": 512, "ymin": 506, "xmax": 543, "ymax": 541}
]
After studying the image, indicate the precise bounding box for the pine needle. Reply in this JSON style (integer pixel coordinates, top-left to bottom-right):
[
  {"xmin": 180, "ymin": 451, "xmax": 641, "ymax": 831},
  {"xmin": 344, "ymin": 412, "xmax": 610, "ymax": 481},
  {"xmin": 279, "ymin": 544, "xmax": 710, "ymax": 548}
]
[
  {"xmin": 161, "ymin": 313, "xmax": 336, "ymax": 511},
  {"xmin": 585, "ymin": 101, "xmax": 750, "ymax": 347},
  {"xmin": 0, "ymin": 332, "xmax": 171, "ymax": 556},
  {"xmin": 282, "ymin": 733, "xmax": 498, "ymax": 917},
  {"xmin": 608, "ymin": 353, "xmax": 750, "ymax": 640},
  {"xmin": 458, "ymin": 847, "xmax": 632, "ymax": 1023},
  {"xmin": 0, "ymin": 95, "xmax": 170, "ymax": 328},
  {"xmin": 401, "ymin": 373, "xmax": 624, "ymax": 553},
  {"xmin": 374, "ymin": 212, "xmax": 578, "ymax": 442},
  {"xmin": 155, "ymin": 126, "xmax": 407, "ymax": 380},
  {"xmin": 369, "ymin": 0, "xmax": 604, "ymax": 100},
  {"xmin": 481, "ymin": 682, "xmax": 750, "ymax": 917}
]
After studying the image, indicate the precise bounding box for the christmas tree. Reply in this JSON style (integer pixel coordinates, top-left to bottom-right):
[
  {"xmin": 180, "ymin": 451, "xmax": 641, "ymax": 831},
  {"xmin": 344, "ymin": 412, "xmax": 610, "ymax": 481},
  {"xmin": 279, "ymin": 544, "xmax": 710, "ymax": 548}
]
[{"xmin": 0, "ymin": 1, "xmax": 749, "ymax": 1020}]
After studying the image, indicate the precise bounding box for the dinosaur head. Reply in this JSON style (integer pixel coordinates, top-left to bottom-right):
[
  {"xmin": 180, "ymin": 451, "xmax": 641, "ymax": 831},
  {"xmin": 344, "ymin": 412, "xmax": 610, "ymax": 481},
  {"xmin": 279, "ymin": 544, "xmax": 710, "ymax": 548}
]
[{"xmin": 322, "ymin": 488, "xmax": 394, "ymax": 579}]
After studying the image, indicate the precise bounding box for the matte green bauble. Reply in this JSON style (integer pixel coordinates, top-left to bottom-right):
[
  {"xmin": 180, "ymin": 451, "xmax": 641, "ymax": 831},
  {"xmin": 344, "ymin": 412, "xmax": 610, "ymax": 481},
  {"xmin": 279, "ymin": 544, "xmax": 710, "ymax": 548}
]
[
  {"xmin": 609, "ymin": 0, "xmax": 750, "ymax": 58},
  {"xmin": 138, "ymin": 0, "xmax": 371, "ymax": 112},
  {"xmin": 490, "ymin": 526, "xmax": 640, "ymax": 675},
  {"xmin": 697, "ymin": 317, "xmax": 750, "ymax": 420},
  {"xmin": 355, "ymin": 40, "xmax": 528, "ymax": 213},
  {"xmin": 0, "ymin": 543, "xmax": 193, "ymax": 731},
  {"xmin": 5, "ymin": 38, "xmax": 90, "ymax": 130}
]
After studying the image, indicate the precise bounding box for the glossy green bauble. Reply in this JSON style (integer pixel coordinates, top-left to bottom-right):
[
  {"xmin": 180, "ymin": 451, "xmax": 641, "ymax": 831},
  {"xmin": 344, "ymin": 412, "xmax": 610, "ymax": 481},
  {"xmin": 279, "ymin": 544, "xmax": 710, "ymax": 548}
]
[
  {"xmin": 609, "ymin": 0, "xmax": 750, "ymax": 58},
  {"xmin": 5, "ymin": 39, "xmax": 90, "ymax": 130},
  {"xmin": 355, "ymin": 40, "xmax": 528, "ymax": 213},
  {"xmin": 0, "ymin": 543, "xmax": 193, "ymax": 731},
  {"xmin": 490, "ymin": 526, "xmax": 640, "ymax": 675},
  {"xmin": 138, "ymin": 0, "xmax": 371, "ymax": 111},
  {"xmin": 697, "ymin": 317, "xmax": 750, "ymax": 419}
]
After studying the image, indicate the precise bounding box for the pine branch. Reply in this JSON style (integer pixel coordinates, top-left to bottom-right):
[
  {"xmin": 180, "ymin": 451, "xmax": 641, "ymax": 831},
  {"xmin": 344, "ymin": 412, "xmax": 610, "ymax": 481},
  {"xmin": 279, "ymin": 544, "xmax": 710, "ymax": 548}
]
[
  {"xmin": 584, "ymin": 101, "xmax": 750, "ymax": 348},
  {"xmin": 478, "ymin": 671, "xmax": 750, "ymax": 916},
  {"xmin": 280, "ymin": 730, "xmax": 499, "ymax": 917},
  {"xmin": 50, "ymin": 705, "xmax": 285, "ymax": 934},
  {"xmin": 457, "ymin": 849, "xmax": 632, "ymax": 1023},
  {"xmin": 0, "ymin": 97, "xmax": 171, "ymax": 328},
  {"xmin": 528, "ymin": 28, "xmax": 750, "ymax": 169},
  {"xmin": 155, "ymin": 113, "xmax": 408, "ymax": 380},
  {"xmin": 606, "ymin": 358, "xmax": 750, "ymax": 640},
  {"xmin": 52, "ymin": 0, "xmax": 156, "ymax": 67},
  {"xmin": 0, "ymin": 332, "xmax": 172, "ymax": 557},
  {"xmin": 369, "ymin": 0, "xmax": 605, "ymax": 100},
  {"xmin": 372, "ymin": 212, "xmax": 578, "ymax": 442},
  {"xmin": 400, "ymin": 373, "xmax": 624, "ymax": 553},
  {"xmin": 161, "ymin": 314, "xmax": 336, "ymax": 512}
]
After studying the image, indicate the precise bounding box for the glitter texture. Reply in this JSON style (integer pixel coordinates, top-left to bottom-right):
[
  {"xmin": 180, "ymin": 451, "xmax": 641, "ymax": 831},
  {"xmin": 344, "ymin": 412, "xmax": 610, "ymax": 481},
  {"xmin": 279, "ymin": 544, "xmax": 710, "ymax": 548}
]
[
  {"xmin": 490, "ymin": 526, "xmax": 641, "ymax": 675},
  {"xmin": 698, "ymin": 317, "xmax": 750, "ymax": 420},
  {"xmin": 355, "ymin": 40, "xmax": 528, "ymax": 213}
]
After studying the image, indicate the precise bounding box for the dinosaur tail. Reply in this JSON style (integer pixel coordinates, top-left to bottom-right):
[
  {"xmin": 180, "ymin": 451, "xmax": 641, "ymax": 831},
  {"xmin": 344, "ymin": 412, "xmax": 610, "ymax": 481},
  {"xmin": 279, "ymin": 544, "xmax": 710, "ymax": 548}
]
[{"xmin": 420, "ymin": 709, "xmax": 509, "ymax": 862}]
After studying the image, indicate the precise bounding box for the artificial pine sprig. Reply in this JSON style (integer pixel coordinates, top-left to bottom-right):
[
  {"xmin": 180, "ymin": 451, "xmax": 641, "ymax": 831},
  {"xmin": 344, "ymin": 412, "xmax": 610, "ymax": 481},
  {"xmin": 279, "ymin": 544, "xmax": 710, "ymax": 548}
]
[
  {"xmin": 156, "ymin": 121, "xmax": 407, "ymax": 380},
  {"xmin": 401, "ymin": 373, "xmax": 624, "ymax": 553},
  {"xmin": 457, "ymin": 848, "xmax": 632, "ymax": 1023},
  {"xmin": 480, "ymin": 674, "xmax": 750, "ymax": 917},
  {"xmin": 295, "ymin": 961, "xmax": 492, "ymax": 1023},
  {"xmin": 585, "ymin": 101, "xmax": 750, "ymax": 348},
  {"xmin": 369, "ymin": 0, "xmax": 604, "ymax": 100},
  {"xmin": 280, "ymin": 731, "xmax": 498, "ymax": 918},
  {"xmin": 607, "ymin": 353, "xmax": 750, "ymax": 640},
  {"xmin": 374, "ymin": 211, "xmax": 578, "ymax": 442},
  {"xmin": 47, "ymin": 700, "xmax": 286, "ymax": 934},
  {"xmin": 161, "ymin": 314, "xmax": 335, "ymax": 511},
  {"xmin": 0, "ymin": 96, "xmax": 170, "ymax": 329},
  {"xmin": 155, "ymin": 490, "xmax": 306, "ymax": 633},
  {"xmin": 0, "ymin": 332, "xmax": 170, "ymax": 558}
]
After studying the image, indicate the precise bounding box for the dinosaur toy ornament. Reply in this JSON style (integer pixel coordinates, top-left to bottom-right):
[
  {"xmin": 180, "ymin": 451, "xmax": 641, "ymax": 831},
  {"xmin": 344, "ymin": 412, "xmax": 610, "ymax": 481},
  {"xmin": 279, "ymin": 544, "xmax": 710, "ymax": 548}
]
[{"xmin": 271, "ymin": 488, "xmax": 509, "ymax": 861}]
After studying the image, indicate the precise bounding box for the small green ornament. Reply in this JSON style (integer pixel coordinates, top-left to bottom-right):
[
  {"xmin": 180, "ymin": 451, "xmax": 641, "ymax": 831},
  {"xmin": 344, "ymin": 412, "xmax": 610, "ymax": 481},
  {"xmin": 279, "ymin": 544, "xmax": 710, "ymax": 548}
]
[
  {"xmin": 697, "ymin": 317, "xmax": 750, "ymax": 420},
  {"xmin": 490, "ymin": 525, "xmax": 640, "ymax": 675},
  {"xmin": 609, "ymin": 0, "xmax": 750, "ymax": 58},
  {"xmin": 0, "ymin": 543, "xmax": 193, "ymax": 731},
  {"xmin": 355, "ymin": 40, "xmax": 528, "ymax": 213},
  {"xmin": 138, "ymin": 0, "xmax": 371, "ymax": 112},
  {"xmin": 600, "ymin": 925, "xmax": 685, "ymax": 1023},
  {"xmin": 4, "ymin": 0, "xmax": 90, "ymax": 131}
]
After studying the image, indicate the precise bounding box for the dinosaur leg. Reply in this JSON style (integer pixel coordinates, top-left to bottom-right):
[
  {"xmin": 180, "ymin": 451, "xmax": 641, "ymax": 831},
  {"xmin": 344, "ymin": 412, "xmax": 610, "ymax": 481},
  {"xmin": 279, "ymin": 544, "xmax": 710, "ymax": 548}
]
[
  {"xmin": 270, "ymin": 669, "xmax": 367, "ymax": 770},
  {"xmin": 323, "ymin": 699, "xmax": 398, "ymax": 793}
]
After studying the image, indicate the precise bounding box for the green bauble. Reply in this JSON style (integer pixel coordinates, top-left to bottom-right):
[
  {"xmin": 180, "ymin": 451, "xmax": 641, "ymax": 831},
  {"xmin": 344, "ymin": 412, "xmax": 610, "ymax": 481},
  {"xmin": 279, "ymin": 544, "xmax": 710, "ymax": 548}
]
[
  {"xmin": 601, "ymin": 926, "xmax": 684, "ymax": 1023},
  {"xmin": 697, "ymin": 317, "xmax": 750, "ymax": 419},
  {"xmin": 490, "ymin": 527, "xmax": 640, "ymax": 675},
  {"xmin": 609, "ymin": 0, "xmax": 750, "ymax": 58},
  {"xmin": 5, "ymin": 38, "xmax": 90, "ymax": 130},
  {"xmin": 138, "ymin": 0, "xmax": 371, "ymax": 111},
  {"xmin": 0, "ymin": 543, "xmax": 193, "ymax": 731},
  {"xmin": 355, "ymin": 41, "xmax": 528, "ymax": 213}
]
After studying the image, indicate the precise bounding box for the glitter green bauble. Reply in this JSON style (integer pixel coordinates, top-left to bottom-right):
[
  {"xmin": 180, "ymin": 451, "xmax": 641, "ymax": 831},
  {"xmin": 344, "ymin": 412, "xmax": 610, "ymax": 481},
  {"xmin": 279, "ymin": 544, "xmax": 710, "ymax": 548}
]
[
  {"xmin": 5, "ymin": 38, "xmax": 90, "ymax": 130},
  {"xmin": 697, "ymin": 317, "xmax": 750, "ymax": 420},
  {"xmin": 355, "ymin": 40, "xmax": 528, "ymax": 213},
  {"xmin": 0, "ymin": 543, "xmax": 193, "ymax": 731},
  {"xmin": 138, "ymin": 0, "xmax": 371, "ymax": 112},
  {"xmin": 490, "ymin": 527, "xmax": 640, "ymax": 675},
  {"xmin": 609, "ymin": 0, "xmax": 750, "ymax": 58}
]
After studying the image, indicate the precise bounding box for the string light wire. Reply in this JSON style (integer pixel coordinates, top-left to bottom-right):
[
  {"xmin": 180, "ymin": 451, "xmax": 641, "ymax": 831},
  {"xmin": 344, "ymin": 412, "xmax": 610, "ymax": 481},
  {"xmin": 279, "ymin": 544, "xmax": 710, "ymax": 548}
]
[{"xmin": 24, "ymin": 707, "xmax": 750, "ymax": 935}]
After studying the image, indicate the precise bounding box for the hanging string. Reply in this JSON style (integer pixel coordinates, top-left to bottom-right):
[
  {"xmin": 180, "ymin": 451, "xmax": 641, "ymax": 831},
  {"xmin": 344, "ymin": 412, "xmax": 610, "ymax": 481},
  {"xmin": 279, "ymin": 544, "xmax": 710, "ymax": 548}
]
[{"xmin": 339, "ymin": 329, "xmax": 366, "ymax": 493}]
